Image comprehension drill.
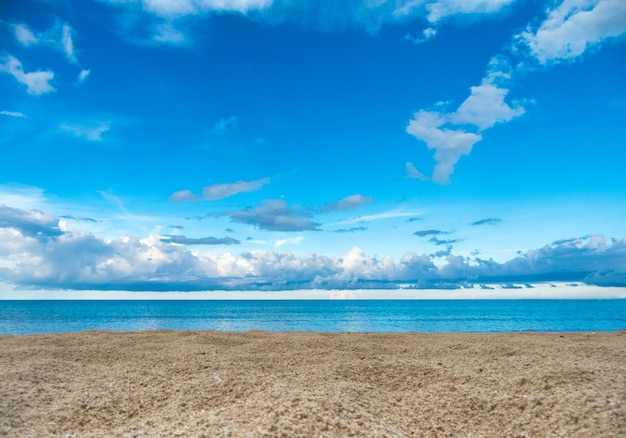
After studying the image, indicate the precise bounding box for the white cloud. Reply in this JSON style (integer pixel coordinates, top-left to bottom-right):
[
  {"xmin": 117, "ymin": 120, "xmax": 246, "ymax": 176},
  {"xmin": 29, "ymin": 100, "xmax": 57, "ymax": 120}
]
[
  {"xmin": 77, "ymin": 69, "xmax": 91, "ymax": 84},
  {"xmin": 153, "ymin": 22, "xmax": 187, "ymax": 44},
  {"xmin": 0, "ymin": 55, "xmax": 56, "ymax": 95},
  {"xmin": 60, "ymin": 122, "xmax": 111, "ymax": 141},
  {"xmin": 13, "ymin": 23, "xmax": 39, "ymax": 46},
  {"xmin": 212, "ymin": 116, "xmax": 238, "ymax": 133},
  {"xmin": 425, "ymin": 0, "xmax": 516, "ymax": 23},
  {"xmin": 520, "ymin": 0, "xmax": 626, "ymax": 64},
  {"xmin": 407, "ymin": 57, "xmax": 524, "ymax": 184},
  {"xmin": 405, "ymin": 162, "xmax": 429, "ymax": 180},
  {"xmin": 407, "ymin": 110, "xmax": 483, "ymax": 184},
  {"xmin": 140, "ymin": 0, "xmax": 274, "ymax": 17},
  {"xmin": 61, "ymin": 24, "xmax": 78, "ymax": 64},
  {"xmin": 274, "ymin": 236, "xmax": 304, "ymax": 248},
  {"xmin": 451, "ymin": 82, "xmax": 524, "ymax": 130},
  {"xmin": 0, "ymin": 110, "xmax": 26, "ymax": 118},
  {"xmin": 1, "ymin": 205, "xmax": 625, "ymax": 290},
  {"xmin": 169, "ymin": 177, "xmax": 270, "ymax": 202}
]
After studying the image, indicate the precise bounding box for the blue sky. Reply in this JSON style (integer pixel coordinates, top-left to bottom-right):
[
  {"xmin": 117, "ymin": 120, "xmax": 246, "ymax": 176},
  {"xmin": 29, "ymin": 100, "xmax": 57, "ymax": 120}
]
[{"xmin": 1, "ymin": 0, "xmax": 625, "ymax": 297}]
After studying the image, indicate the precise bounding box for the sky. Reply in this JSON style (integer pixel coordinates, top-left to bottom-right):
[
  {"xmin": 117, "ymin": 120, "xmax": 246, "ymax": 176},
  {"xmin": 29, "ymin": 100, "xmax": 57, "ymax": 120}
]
[{"xmin": 1, "ymin": 0, "xmax": 625, "ymax": 298}]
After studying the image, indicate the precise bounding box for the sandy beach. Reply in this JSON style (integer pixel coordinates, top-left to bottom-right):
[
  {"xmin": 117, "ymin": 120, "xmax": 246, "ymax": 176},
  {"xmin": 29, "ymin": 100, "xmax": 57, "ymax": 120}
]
[{"xmin": 1, "ymin": 330, "xmax": 624, "ymax": 437}]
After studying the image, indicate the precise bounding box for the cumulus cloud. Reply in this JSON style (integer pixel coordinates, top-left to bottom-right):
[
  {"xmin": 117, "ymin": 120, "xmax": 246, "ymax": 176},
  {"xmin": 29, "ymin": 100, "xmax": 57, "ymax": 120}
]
[
  {"xmin": 0, "ymin": 205, "xmax": 62, "ymax": 238},
  {"xmin": 227, "ymin": 199, "xmax": 319, "ymax": 232},
  {"xmin": 406, "ymin": 109, "xmax": 483, "ymax": 184},
  {"xmin": 407, "ymin": 56, "xmax": 524, "ymax": 184},
  {"xmin": 160, "ymin": 235, "xmax": 240, "ymax": 245},
  {"xmin": 1, "ymin": 206, "xmax": 625, "ymax": 290},
  {"xmin": 519, "ymin": 0, "xmax": 626, "ymax": 64},
  {"xmin": 169, "ymin": 177, "xmax": 270, "ymax": 202},
  {"xmin": 323, "ymin": 194, "xmax": 372, "ymax": 213},
  {"xmin": 0, "ymin": 55, "xmax": 56, "ymax": 95},
  {"xmin": 60, "ymin": 122, "xmax": 111, "ymax": 141}
]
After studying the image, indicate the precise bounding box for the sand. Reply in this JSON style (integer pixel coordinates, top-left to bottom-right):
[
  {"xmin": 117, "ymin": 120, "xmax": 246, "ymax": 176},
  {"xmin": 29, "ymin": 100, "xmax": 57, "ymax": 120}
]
[{"xmin": 1, "ymin": 330, "xmax": 624, "ymax": 437}]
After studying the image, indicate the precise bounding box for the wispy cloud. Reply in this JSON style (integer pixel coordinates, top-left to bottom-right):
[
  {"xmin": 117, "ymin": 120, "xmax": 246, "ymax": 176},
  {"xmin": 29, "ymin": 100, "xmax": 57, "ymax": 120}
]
[
  {"xmin": 470, "ymin": 217, "xmax": 502, "ymax": 226},
  {"xmin": 322, "ymin": 194, "xmax": 372, "ymax": 213},
  {"xmin": 414, "ymin": 229, "xmax": 451, "ymax": 237},
  {"xmin": 212, "ymin": 116, "xmax": 238, "ymax": 133},
  {"xmin": 429, "ymin": 236, "xmax": 460, "ymax": 246},
  {"xmin": 77, "ymin": 69, "xmax": 91, "ymax": 84},
  {"xmin": 0, "ymin": 110, "xmax": 26, "ymax": 118},
  {"xmin": 60, "ymin": 122, "xmax": 111, "ymax": 141},
  {"xmin": 169, "ymin": 177, "xmax": 271, "ymax": 202},
  {"xmin": 333, "ymin": 227, "xmax": 367, "ymax": 233},
  {"xmin": 0, "ymin": 55, "xmax": 55, "ymax": 95},
  {"xmin": 101, "ymin": 0, "xmax": 518, "ymax": 46},
  {"xmin": 160, "ymin": 235, "xmax": 240, "ymax": 245}
]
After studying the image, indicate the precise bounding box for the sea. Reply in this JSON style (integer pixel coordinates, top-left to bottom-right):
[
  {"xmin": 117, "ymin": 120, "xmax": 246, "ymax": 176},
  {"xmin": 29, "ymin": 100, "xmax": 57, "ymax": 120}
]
[{"xmin": 1, "ymin": 299, "xmax": 625, "ymax": 335}]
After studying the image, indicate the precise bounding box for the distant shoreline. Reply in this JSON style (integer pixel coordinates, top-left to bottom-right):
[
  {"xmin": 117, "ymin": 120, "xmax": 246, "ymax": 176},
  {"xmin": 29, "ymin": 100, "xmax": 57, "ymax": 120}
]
[{"xmin": 2, "ymin": 330, "xmax": 624, "ymax": 436}]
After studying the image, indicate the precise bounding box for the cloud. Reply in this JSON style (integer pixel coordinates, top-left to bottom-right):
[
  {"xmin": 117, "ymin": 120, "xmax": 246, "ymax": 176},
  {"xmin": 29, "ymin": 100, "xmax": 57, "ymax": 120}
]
[
  {"xmin": 519, "ymin": 0, "xmax": 626, "ymax": 64},
  {"xmin": 102, "ymin": 0, "xmax": 518, "ymax": 46},
  {"xmin": 274, "ymin": 236, "xmax": 304, "ymax": 247},
  {"xmin": 153, "ymin": 21, "xmax": 187, "ymax": 44},
  {"xmin": 212, "ymin": 116, "xmax": 238, "ymax": 133},
  {"xmin": 451, "ymin": 82, "xmax": 525, "ymax": 130},
  {"xmin": 407, "ymin": 57, "xmax": 524, "ymax": 184},
  {"xmin": 139, "ymin": 0, "xmax": 274, "ymax": 17},
  {"xmin": 424, "ymin": 0, "xmax": 517, "ymax": 24},
  {"xmin": 169, "ymin": 177, "xmax": 270, "ymax": 202},
  {"xmin": 1, "ymin": 206, "xmax": 625, "ymax": 290},
  {"xmin": 470, "ymin": 217, "xmax": 502, "ymax": 226},
  {"xmin": 13, "ymin": 23, "xmax": 39, "ymax": 46},
  {"xmin": 429, "ymin": 236, "xmax": 460, "ymax": 246},
  {"xmin": 61, "ymin": 24, "xmax": 78, "ymax": 64},
  {"xmin": 160, "ymin": 235, "xmax": 240, "ymax": 245},
  {"xmin": 406, "ymin": 110, "xmax": 483, "ymax": 184},
  {"xmin": 0, "ymin": 205, "xmax": 62, "ymax": 238},
  {"xmin": 227, "ymin": 199, "xmax": 319, "ymax": 232},
  {"xmin": 414, "ymin": 229, "xmax": 451, "ymax": 237},
  {"xmin": 405, "ymin": 162, "xmax": 429, "ymax": 181},
  {"xmin": 60, "ymin": 215, "xmax": 98, "ymax": 223},
  {"xmin": 334, "ymin": 227, "xmax": 368, "ymax": 233},
  {"xmin": 0, "ymin": 110, "xmax": 26, "ymax": 118},
  {"xmin": 60, "ymin": 122, "xmax": 111, "ymax": 141},
  {"xmin": 77, "ymin": 69, "xmax": 91, "ymax": 84},
  {"xmin": 0, "ymin": 55, "xmax": 56, "ymax": 95},
  {"xmin": 323, "ymin": 194, "xmax": 372, "ymax": 213}
]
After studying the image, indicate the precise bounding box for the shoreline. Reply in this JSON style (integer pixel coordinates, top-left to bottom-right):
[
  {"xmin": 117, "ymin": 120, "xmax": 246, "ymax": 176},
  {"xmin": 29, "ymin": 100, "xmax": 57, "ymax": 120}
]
[{"xmin": 1, "ymin": 330, "xmax": 625, "ymax": 436}]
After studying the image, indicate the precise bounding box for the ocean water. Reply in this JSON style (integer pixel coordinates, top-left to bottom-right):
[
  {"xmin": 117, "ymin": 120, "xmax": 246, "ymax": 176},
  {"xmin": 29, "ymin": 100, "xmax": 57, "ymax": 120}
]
[{"xmin": 1, "ymin": 300, "xmax": 625, "ymax": 335}]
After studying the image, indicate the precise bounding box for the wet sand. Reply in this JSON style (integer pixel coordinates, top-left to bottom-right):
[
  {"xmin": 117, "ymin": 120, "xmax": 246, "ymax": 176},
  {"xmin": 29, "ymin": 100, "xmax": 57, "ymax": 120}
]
[{"xmin": 1, "ymin": 330, "xmax": 624, "ymax": 437}]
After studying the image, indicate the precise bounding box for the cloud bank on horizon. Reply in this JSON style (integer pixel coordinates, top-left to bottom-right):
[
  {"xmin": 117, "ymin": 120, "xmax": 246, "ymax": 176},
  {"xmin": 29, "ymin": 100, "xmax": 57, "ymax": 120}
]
[
  {"xmin": 1, "ymin": 0, "xmax": 625, "ymax": 295},
  {"xmin": 1, "ymin": 204, "xmax": 625, "ymax": 291}
]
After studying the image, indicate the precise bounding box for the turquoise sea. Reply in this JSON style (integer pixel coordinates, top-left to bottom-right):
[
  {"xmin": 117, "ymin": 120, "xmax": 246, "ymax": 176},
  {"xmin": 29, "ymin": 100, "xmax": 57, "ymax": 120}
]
[{"xmin": 1, "ymin": 300, "xmax": 625, "ymax": 335}]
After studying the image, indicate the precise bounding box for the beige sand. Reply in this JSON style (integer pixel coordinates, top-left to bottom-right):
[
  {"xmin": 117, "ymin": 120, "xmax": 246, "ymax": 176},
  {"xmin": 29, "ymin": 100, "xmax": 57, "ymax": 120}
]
[{"xmin": 1, "ymin": 330, "xmax": 624, "ymax": 437}]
